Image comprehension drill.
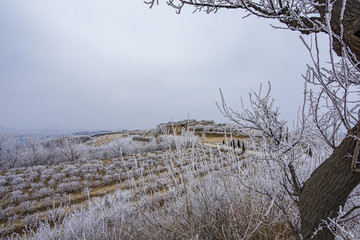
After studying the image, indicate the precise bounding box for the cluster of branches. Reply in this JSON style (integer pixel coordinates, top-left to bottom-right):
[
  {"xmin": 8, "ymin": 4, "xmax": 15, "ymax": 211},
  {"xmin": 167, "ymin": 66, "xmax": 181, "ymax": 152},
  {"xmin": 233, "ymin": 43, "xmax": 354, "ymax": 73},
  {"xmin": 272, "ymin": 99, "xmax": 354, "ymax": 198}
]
[
  {"xmin": 0, "ymin": 134, "xmax": 90, "ymax": 170},
  {"xmin": 146, "ymin": 0, "xmax": 360, "ymax": 63},
  {"xmin": 215, "ymin": 32, "xmax": 359, "ymax": 240},
  {"xmin": 216, "ymin": 52, "xmax": 359, "ymax": 237},
  {"xmin": 146, "ymin": 0, "xmax": 360, "ymax": 238}
]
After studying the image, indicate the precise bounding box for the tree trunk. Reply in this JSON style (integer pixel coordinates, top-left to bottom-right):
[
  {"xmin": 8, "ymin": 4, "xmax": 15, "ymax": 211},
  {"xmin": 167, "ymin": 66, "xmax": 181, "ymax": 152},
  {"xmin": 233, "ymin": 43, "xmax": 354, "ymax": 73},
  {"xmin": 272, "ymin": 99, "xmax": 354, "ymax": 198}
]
[
  {"xmin": 316, "ymin": 0, "xmax": 360, "ymax": 63},
  {"xmin": 299, "ymin": 124, "xmax": 360, "ymax": 239}
]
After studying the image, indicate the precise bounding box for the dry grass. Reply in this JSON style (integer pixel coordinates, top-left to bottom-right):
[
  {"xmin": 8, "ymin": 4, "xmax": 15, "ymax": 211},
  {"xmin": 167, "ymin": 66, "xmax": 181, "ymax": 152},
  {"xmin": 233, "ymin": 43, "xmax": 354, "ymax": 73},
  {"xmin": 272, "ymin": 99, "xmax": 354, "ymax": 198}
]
[
  {"xmin": 1, "ymin": 148, "xmax": 209, "ymax": 238},
  {"xmin": 199, "ymin": 133, "xmax": 248, "ymax": 144},
  {"xmin": 94, "ymin": 133, "xmax": 126, "ymax": 146},
  {"xmin": 1, "ymin": 134, "xmax": 297, "ymax": 239},
  {"xmin": 0, "ymin": 153, "xmax": 151, "ymax": 237}
]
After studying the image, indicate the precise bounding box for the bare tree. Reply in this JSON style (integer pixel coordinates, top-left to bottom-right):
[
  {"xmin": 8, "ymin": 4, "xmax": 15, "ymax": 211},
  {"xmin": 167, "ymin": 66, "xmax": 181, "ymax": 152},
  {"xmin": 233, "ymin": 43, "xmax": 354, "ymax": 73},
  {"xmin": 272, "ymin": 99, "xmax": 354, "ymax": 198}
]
[
  {"xmin": 0, "ymin": 133, "xmax": 23, "ymax": 170},
  {"xmin": 24, "ymin": 134, "xmax": 44, "ymax": 166},
  {"xmin": 146, "ymin": 0, "xmax": 360, "ymax": 239},
  {"xmin": 60, "ymin": 137, "xmax": 87, "ymax": 162}
]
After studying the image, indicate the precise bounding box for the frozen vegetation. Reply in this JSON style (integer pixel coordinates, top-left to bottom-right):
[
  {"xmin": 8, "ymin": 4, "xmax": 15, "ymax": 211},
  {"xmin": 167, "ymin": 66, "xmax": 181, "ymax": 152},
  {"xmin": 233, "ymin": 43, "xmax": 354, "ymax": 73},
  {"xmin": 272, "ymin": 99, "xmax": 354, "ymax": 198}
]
[
  {"xmin": 1, "ymin": 121, "xmax": 360, "ymax": 239},
  {"xmin": 0, "ymin": 131, "xmax": 197, "ymax": 171},
  {"xmin": 0, "ymin": 133, "xmax": 292, "ymax": 239},
  {"xmin": 0, "ymin": 106, "xmax": 360, "ymax": 239},
  {"xmin": 1, "ymin": 0, "xmax": 358, "ymax": 236}
]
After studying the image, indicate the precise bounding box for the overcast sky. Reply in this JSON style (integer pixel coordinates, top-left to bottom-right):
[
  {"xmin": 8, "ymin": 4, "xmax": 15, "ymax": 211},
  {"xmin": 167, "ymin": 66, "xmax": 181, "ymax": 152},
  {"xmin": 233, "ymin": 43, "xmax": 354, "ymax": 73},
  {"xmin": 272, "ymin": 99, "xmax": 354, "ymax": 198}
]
[{"xmin": 0, "ymin": 0, "xmax": 330, "ymax": 132}]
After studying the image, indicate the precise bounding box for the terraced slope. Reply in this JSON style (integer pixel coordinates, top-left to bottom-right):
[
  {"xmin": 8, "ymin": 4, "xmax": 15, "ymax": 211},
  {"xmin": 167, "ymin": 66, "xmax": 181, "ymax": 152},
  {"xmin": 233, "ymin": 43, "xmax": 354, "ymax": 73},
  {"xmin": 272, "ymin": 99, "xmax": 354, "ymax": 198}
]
[{"xmin": 0, "ymin": 145, "xmax": 246, "ymax": 238}]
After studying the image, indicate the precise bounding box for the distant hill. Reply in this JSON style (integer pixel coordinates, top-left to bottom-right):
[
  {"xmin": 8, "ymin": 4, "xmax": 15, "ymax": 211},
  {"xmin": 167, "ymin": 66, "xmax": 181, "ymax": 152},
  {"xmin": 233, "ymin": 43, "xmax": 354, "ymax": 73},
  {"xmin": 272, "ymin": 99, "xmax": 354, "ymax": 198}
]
[{"xmin": 0, "ymin": 126, "xmax": 126, "ymax": 137}]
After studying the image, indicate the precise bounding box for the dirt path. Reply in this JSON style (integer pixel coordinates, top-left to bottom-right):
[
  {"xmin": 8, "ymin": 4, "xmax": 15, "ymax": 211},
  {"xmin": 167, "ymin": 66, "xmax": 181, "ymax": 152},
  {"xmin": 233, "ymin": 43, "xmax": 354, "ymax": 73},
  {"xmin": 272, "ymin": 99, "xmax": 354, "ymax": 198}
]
[
  {"xmin": 1, "ymin": 132, "xmax": 250, "ymax": 238},
  {"xmin": 1, "ymin": 145, "xmax": 245, "ymax": 238}
]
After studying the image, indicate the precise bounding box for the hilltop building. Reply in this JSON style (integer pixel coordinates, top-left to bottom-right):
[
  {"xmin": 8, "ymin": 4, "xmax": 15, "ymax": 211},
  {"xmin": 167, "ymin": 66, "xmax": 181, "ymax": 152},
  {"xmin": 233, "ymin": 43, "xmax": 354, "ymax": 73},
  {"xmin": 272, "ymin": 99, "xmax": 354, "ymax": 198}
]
[{"xmin": 158, "ymin": 119, "xmax": 214, "ymax": 135}]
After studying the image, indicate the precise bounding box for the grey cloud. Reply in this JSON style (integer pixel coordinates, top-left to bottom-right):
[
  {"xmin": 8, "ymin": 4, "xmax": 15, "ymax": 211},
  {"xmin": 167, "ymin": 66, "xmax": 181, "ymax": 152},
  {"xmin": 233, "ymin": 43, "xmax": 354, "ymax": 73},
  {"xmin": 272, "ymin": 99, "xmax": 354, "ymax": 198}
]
[{"xmin": 0, "ymin": 0, "xmax": 329, "ymax": 131}]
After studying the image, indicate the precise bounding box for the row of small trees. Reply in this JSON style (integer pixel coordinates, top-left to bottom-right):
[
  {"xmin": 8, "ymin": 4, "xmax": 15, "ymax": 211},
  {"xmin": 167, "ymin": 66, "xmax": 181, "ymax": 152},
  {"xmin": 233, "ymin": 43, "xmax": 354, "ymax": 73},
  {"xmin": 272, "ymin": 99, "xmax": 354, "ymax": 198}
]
[
  {"xmin": 0, "ymin": 134, "xmax": 89, "ymax": 170},
  {"xmin": 223, "ymin": 139, "xmax": 246, "ymax": 151},
  {"xmin": 0, "ymin": 131, "xmax": 199, "ymax": 171}
]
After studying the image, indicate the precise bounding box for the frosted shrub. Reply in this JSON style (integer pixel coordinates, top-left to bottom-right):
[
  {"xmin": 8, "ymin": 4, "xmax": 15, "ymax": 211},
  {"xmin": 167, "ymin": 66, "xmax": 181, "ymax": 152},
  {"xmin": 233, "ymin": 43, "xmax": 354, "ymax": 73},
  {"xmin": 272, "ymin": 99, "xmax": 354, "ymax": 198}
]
[
  {"xmin": 60, "ymin": 164, "xmax": 78, "ymax": 174},
  {"xmin": 0, "ymin": 207, "xmax": 4, "ymax": 221},
  {"xmin": 4, "ymin": 205, "xmax": 15, "ymax": 216},
  {"xmin": 39, "ymin": 173, "xmax": 52, "ymax": 183},
  {"xmin": 92, "ymin": 137, "xmax": 135, "ymax": 159},
  {"xmin": 47, "ymin": 179, "xmax": 57, "ymax": 187},
  {"xmin": 11, "ymin": 190, "xmax": 25, "ymax": 202},
  {"xmin": 42, "ymin": 168, "xmax": 55, "ymax": 176},
  {"xmin": 82, "ymin": 180, "xmax": 91, "ymax": 188},
  {"xmin": 79, "ymin": 164, "xmax": 98, "ymax": 174},
  {"xmin": 0, "ymin": 186, "xmax": 10, "ymax": 195},
  {"xmin": 9, "ymin": 176, "xmax": 25, "ymax": 185},
  {"xmin": 83, "ymin": 173, "xmax": 96, "ymax": 180},
  {"xmin": 25, "ymin": 171, "xmax": 39, "ymax": 182},
  {"xmin": 135, "ymin": 159, "xmax": 293, "ymax": 239},
  {"xmin": 19, "ymin": 200, "xmax": 34, "ymax": 212},
  {"xmin": 0, "ymin": 134, "xmax": 94, "ymax": 169},
  {"xmin": 142, "ymin": 142, "xmax": 163, "ymax": 152},
  {"xmin": 0, "ymin": 132, "xmax": 24, "ymax": 170},
  {"xmin": 157, "ymin": 132, "xmax": 198, "ymax": 150},
  {"xmin": 0, "ymin": 176, "xmax": 7, "ymax": 185},
  {"xmin": 61, "ymin": 138, "xmax": 88, "ymax": 162},
  {"xmin": 11, "ymin": 190, "xmax": 148, "ymax": 240},
  {"xmin": 132, "ymin": 135, "xmax": 152, "ymax": 142},
  {"xmin": 102, "ymin": 174, "xmax": 116, "ymax": 184},
  {"xmin": 91, "ymin": 180, "xmax": 101, "ymax": 186},
  {"xmin": 68, "ymin": 175, "xmax": 81, "ymax": 182},
  {"xmin": 51, "ymin": 172, "xmax": 67, "ymax": 182},
  {"xmin": 33, "ymin": 187, "xmax": 52, "ymax": 198},
  {"xmin": 12, "ymin": 183, "xmax": 29, "ymax": 191},
  {"xmin": 88, "ymin": 163, "xmax": 104, "ymax": 171},
  {"xmin": 57, "ymin": 181, "xmax": 80, "ymax": 193},
  {"xmin": 30, "ymin": 182, "xmax": 45, "ymax": 189}
]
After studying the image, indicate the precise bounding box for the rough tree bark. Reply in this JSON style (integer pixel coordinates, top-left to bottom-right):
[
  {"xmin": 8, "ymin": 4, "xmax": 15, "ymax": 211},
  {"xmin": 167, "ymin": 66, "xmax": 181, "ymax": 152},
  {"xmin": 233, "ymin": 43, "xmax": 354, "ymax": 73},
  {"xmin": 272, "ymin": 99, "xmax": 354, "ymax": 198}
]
[
  {"xmin": 299, "ymin": 124, "xmax": 360, "ymax": 239},
  {"xmin": 285, "ymin": 0, "xmax": 360, "ymax": 237},
  {"xmin": 318, "ymin": 0, "xmax": 360, "ymax": 62}
]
